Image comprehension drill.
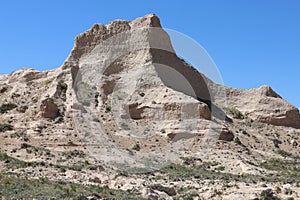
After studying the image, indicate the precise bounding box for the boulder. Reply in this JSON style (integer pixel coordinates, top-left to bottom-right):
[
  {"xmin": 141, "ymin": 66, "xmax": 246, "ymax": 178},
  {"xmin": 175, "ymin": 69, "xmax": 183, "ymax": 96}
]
[
  {"xmin": 40, "ymin": 98, "xmax": 59, "ymax": 119},
  {"xmin": 150, "ymin": 184, "xmax": 177, "ymax": 196},
  {"xmin": 218, "ymin": 127, "xmax": 234, "ymax": 141}
]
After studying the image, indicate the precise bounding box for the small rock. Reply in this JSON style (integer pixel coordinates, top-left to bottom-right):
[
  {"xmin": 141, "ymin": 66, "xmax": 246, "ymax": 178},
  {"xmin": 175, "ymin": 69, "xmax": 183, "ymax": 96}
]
[
  {"xmin": 219, "ymin": 127, "xmax": 234, "ymax": 141},
  {"xmin": 150, "ymin": 184, "xmax": 176, "ymax": 196}
]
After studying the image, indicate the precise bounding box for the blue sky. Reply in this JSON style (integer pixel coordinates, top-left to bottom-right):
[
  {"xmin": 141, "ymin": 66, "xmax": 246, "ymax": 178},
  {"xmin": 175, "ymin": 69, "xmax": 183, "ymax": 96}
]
[{"xmin": 0, "ymin": 0, "xmax": 299, "ymax": 108}]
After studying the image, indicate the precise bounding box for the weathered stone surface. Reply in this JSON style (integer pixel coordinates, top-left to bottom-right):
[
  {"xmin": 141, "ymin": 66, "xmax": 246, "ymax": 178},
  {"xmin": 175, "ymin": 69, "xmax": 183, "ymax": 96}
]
[
  {"xmin": 218, "ymin": 127, "xmax": 234, "ymax": 141},
  {"xmin": 8, "ymin": 68, "xmax": 46, "ymax": 83},
  {"xmin": 40, "ymin": 98, "xmax": 59, "ymax": 119},
  {"xmin": 224, "ymin": 85, "xmax": 300, "ymax": 128}
]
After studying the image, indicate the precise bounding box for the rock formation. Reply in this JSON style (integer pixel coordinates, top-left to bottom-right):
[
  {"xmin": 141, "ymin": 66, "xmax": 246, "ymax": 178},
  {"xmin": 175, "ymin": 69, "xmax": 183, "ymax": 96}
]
[
  {"xmin": 0, "ymin": 14, "xmax": 299, "ymax": 199},
  {"xmin": 224, "ymin": 85, "xmax": 300, "ymax": 128}
]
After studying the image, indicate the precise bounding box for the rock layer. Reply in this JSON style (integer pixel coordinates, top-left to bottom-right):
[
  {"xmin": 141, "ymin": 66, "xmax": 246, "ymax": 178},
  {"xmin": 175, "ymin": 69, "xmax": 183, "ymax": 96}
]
[{"xmin": 225, "ymin": 85, "xmax": 300, "ymax": 128}]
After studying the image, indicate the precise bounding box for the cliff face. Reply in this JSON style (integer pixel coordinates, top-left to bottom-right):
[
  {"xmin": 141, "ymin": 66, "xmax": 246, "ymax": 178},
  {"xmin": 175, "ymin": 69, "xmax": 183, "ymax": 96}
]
[
  {"xmin": 60, "ymin": 14, "xmax": 221, "ymax": 169},
  {"xmin": 0, "ymin": 14, "xmax": 300, "ymax": 199},
  {"xmin": 61, "ymin": 13, "xmax": 300, "ymax": 129}
]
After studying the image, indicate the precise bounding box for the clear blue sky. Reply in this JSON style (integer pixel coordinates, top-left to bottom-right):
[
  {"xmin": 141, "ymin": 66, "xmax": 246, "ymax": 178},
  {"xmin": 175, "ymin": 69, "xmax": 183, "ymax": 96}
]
[{"xmin": 0, "ymin": 0, "xmax": 299, "ymax": 108}]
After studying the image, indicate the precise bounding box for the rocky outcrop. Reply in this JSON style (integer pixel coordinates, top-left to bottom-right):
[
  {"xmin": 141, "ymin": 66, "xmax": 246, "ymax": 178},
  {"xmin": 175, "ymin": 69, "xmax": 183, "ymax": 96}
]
[
  {"xmin": 128, "ymin": 103, "xmax": 148, "ymax": 120},
  {"xmin": 218, "ymin": 127, "xmax": 234, "ymax": 141},
  {"xmin": 225, "ymin": 85, "xmax": 300, "ymax": 128},
  {"xmin": 40, "ymin": 98, "xmax": 59, "ymax": 119},
  {"xmin": 8, "ymin": 68, "xmax": 47, "ymax": 83},
  {"xmin": 54, "ymin": 14, "xmax": 233, "ymax": 171},
  {"xmin": 63, "ymin": 14, "xmax": 162, "ymax": 69},
  {"xmin": 63, "ymin": 14, "xmax": 213, "ymax": 113}
]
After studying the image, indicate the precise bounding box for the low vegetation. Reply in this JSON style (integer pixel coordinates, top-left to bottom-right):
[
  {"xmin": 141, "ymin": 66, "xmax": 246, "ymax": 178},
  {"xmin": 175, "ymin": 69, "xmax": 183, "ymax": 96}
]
[
  {"xmin": 0, "ymin": 123, "xmax": 13, "ymax": 132},
  {"xmin": 0, "ymin": 152, "xmax": 100, "ymax": 173},
  {"xmin": 0, "ymin": 103, "xmax": 18, "ymax": 113},
  {"xmin": 0, "ymin": 173, "xmax": 145, "ymax": 199},
  {"xmin": 20, "ymin": 143, "xmax": 52, "ymax": 157},
  {"xmin": 260, "ymin": 189, "xmax": 281, "ymax": 200},
  {"xmin": 259, "ymin": 158, "xmax": 300, "ymax": 184},
  {"xmin": 62, "ymin": 150, "xmax": 86, "ymax": 159},
  {"xmin": 159, "ymin": 162, "xmax": 260, "ymax": 183},
  {"xmin": 10, "ymin": 130, "xmax": 29, "ymax": 141},
  {"xmin": 157, "ymin": 159, "xmax": 300, "ymax": 184},
  {"xmin": 274, "ymin": 149, "xmax": 300, "ymax": 160},
  {"xmin": 17, "ymin": 105, "xmax": 29, "ymax": 113},
  {"xmin": 0, "ymin": 152, "xmax": 28, "ymax": 169},
  {"xmin": 58, "ymin": 81, "xmax": 68, "ymax": 101},
  {"xmin": 58, "ymin": 82, "xmax": 68, "ymax": 93},
  {"xmin": 0, "ymin": 86, "xmax": 7, "ymax": 93},
  {"xmin": 105, "ymin": 104, "xmax": 112, "ymax": 112},
  {"xmin": 225, "ymin": 107, "xmax": 244, "ymax": 119}
]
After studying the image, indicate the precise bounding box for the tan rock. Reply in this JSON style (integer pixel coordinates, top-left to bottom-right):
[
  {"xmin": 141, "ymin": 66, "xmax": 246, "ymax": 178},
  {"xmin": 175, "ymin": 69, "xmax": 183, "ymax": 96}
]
[
  {"xmin": 218, "ymin": 127, "xmax": 234, "ymax": 141},
  {"xmin": 8, "ymin": 68, "xmax": 46, "ymax": 83},
  {"xmin": 40, "ymin": 98, "xmax": 59, "ymax": 119},
  {"xmin": 224, "ymin": 85, "xmax": 300, "ymax": 128}
]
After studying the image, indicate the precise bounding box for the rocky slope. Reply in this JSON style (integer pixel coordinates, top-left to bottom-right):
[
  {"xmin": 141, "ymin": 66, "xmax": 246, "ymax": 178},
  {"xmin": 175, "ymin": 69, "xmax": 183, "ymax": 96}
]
[{"xmin": 0, "ymin": 14, "xmax": 299, "ymax": 199}]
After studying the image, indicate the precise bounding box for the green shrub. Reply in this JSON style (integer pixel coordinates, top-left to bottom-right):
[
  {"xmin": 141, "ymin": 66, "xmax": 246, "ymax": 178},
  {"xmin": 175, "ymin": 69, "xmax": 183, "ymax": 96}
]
[
  {"xmin": 159, "ymin": 160, "xmax": 300, "ymax": 184},
  {"xmin": 216, "ymin": 166, "xmax": 226, "ymax": 171},
  {"xmin": 0, "ymin": 87, "xmax": 7, "ymax": 93},
  {"xmin": 276, "ymin": 149, "xmax": 290, "ymax": 157},
  {"xmin": 182, "ymin": 197, "xmax": 194, "ymax": 200},
  {"xmin": 259, "ymin": 158, "xmax": 300, "ymax": 183},
  {"xmin": 252, "ymin": 135, "xmax": 260, "ymax": 143},
  {"xmin": 132, "ymin": 143, "xmax": 141, "ymax": 151},
  {"xmin": 234, "ymin": 137, "xmax": 242, "ymax": 145},
  {"xmin": 139, "ymin": 92, "xmax": 145, "ymax": 97},
  {"xmin": 0, "ymin": 152, "xmax": 28, "ymax": 168},
  {"xmin": 225, "ymin": 107, "xmax": 244, "ymax": 119},
  {"xmin": 272, "ymin": 138, "xmax": 282, "ymax": 148},
  {"xmin": 105, "ymin": 104, "xmax": 112, "ymax": 112},
  {"xmin": 17, "ymin": 105, "xmax": 28, "ymax": 113},
  {"xmin": 63, "ymin": 150, "xmax": 86, "ymax": 159},
  {"xmin": 59, "ymin": 82, "xmax": 68, "ymax": 93},
  {"xmin": 0, "ymin": 172, "xmax": 146, "ymax": 199},
  {"xmin": 11, "ymin": 93, "xmax": 21, "ymax": 99},
  {"xmin": 260, "ymin": 189, "xmax": 280, "ymax": 200},
  {"xmin": 0, "ymin": 124, "xmax": 13, "ymax": 132},
  {"xmin": 0, "ymin": 103, "xmax": 18, "ymax": 113}
]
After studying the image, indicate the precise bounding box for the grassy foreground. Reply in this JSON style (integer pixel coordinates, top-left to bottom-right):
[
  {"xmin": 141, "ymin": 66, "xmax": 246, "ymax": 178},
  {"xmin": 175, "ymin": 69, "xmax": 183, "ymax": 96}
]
[{"xmin": 0, "ymin": 173, "xmax": 145, "ymax": 200}]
